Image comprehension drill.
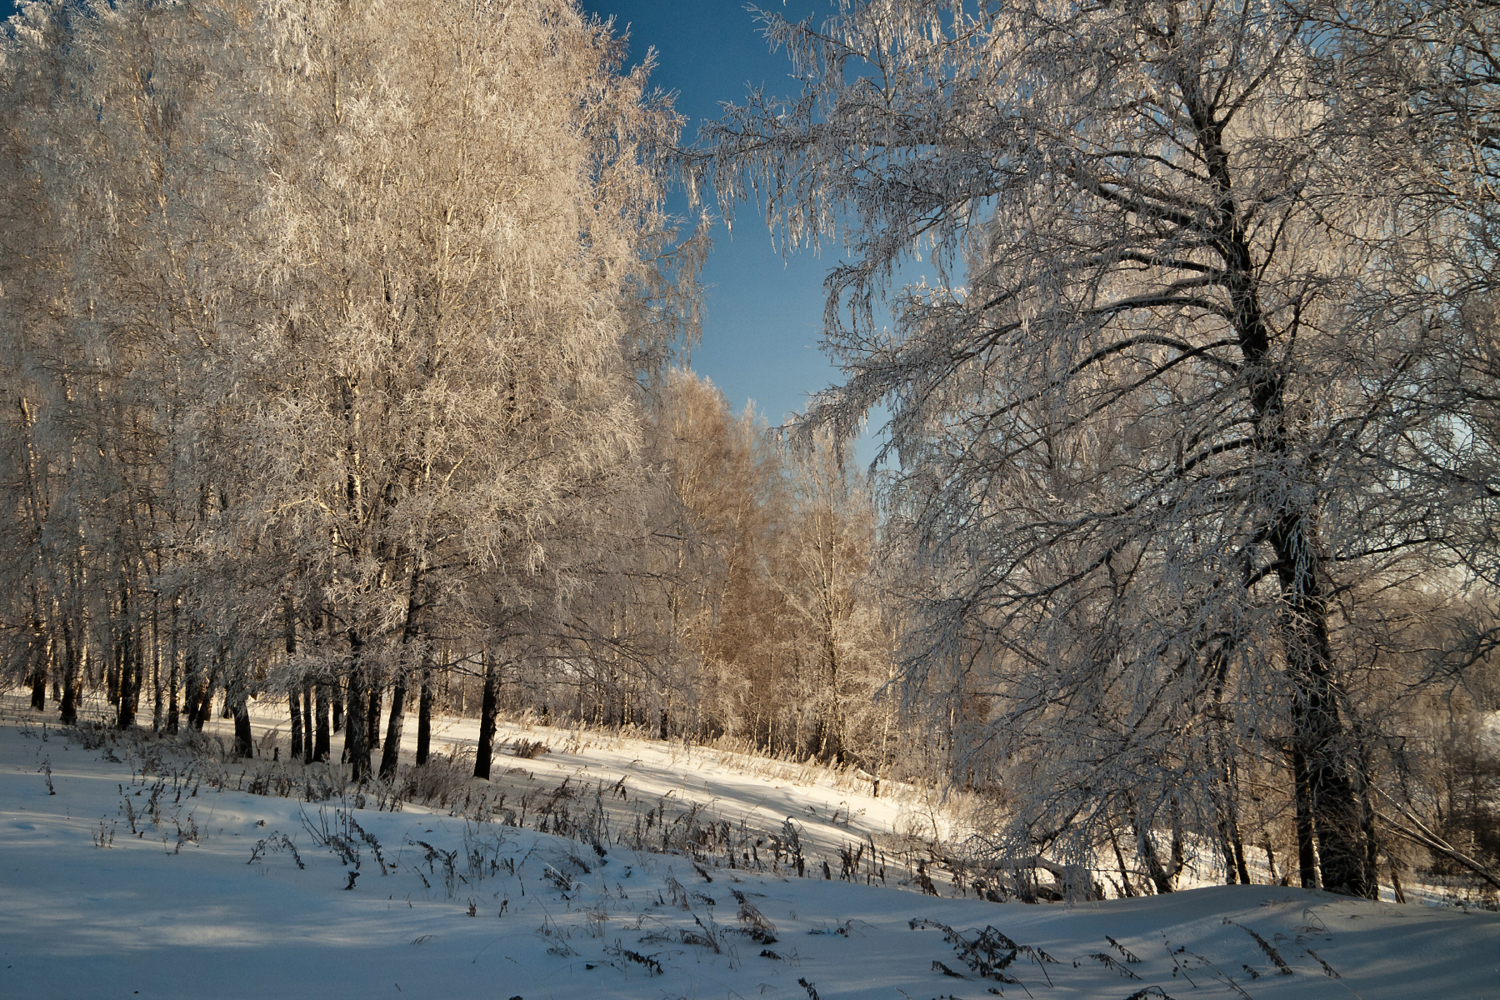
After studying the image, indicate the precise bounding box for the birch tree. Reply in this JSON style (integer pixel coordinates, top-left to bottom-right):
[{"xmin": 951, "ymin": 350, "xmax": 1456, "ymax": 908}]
[
  {"xmin": 701, "ymin": 0, "xmax": 1484, "ymax": 897},
  {"xmin": 2, "ymin": 0, "xmax": 695, "ymax": 775},
  {"xmin": 1, "ymin": 0, "xmax": 257, "ymax": 733},
  {"xmin": 237, "ymin": 0, "xmax": 683, "ymax": 781},
  {"xmin": 775, "ymin": 430, "xmax": 890, "ymax": 766}
]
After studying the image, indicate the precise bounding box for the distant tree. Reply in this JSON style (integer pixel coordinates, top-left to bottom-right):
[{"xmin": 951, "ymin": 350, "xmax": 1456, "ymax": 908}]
[{"xmin": 775, "ymin": 430, "xmax": 890, "ymax": 766}]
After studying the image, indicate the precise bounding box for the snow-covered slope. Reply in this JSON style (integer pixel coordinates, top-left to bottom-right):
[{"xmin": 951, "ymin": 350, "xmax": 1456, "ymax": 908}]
[{"xmin": 1, "ymin": 708, "xmax": 1495, "ymax": 1000}]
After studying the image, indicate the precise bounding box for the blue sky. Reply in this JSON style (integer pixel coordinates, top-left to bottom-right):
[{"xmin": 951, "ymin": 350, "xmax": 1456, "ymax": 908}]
[
  {"xmin": 2, "ymin": 0, "xmax": 874, "ymax": 451},
  {"xmin": 573, "ymin": 1, "xmax": 849, "ymax": 431}
]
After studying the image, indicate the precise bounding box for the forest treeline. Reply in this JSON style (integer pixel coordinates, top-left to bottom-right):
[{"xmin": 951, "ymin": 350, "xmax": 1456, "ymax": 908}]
[
  {"xmin": 0, "ymin": 0, "xmax": 900, "ymax": 784},
  {"xmin": 2, "ymin": 0, "xmax": 1498, "ymax": 905}
]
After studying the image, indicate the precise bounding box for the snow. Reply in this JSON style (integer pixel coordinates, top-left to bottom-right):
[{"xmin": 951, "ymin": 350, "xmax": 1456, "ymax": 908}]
[{"xmin": 1, "ymin": 702, "xmax": 1496, "ymax": 1000}]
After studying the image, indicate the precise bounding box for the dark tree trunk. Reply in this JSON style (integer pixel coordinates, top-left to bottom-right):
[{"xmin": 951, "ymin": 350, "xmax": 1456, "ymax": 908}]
[
  {"xmin": 151, "ymin": 645, "xmax": 163, "ymax": 733},
  {"xmin": 1293, "ymin": 748, "xmax": 1319, "ymax": 888},
  {"xmin": 1129, "ymin": 800, "xmax": 1174, "ymax": 894},
  {"xmin": 343, "ymin": 633, "xmax": 370, "ymax": 783},
  {"xmin": 1206, "ymin": 121, "xmax": 1370, "ymax": 898},
  {"xmin": 1221, "ymin": 825, "xmax": 1240, "ymax": 884},
  {"xmin": 116, "ymin": 617, "xmax": 140, "ymax": 730},
  {"xmin": 193, "ymin": 674, "xmax": 214, "ymax": 731},
  {"xmin": 185, "ymin": 654, "xmax": 202, "ymax": 733},
  {"xmin": 106, "ymin": 641, "xmax": 120, "ymax": 707},
  {"xmin": 367, "ymin": 681, "xmax": 381, "ymax": 750},
  {"xmin": 166, "ymin": 648, "xmax": 179, "ymax": 735},
  {"xmin": 415, "ymin": 665, "xmax": 433, "ymax": 766},
  {"xmin": 314, "ymin": 683, "xmax": 331, "ymax": 762},
  {"xmin": 1169, "ymin": 800, "xmax": 1186, "ymax": 883},
  {"xmin": 1219, "ymin": 755, "xmax": 1253, "ymax": 885},
  {"xmin": 379, "ymin": 676, "xmax": 407, "ymax": 781},
  {"xmin": 474, "ymin": 652, "xmax": 499, "ymax": 780},
  {"xmin": 285, "ymin": 593, "xmax": 301, "ymax": 760},
  {"xmin": 1279, "ymin": 558, "xmax": 1371, "ymax": 897},
  {"xmin": 232, "ymin": 695, "xmax": 253, "ymax": 758},
  {"xmin": 332, "ymin": 696, "xmax": 343, "ymax": 733},
  {"xmin": 381, "ymin": 565, "xmax": 424, "ymax": 778},
  {"xmin": 166, "ymin": 598, "xmax": 180, "ymax": 735},
  {"xmin": 1109, "ymin": 825, "xmax": 1137, "ymax": 897},
  {"xmin": 289, "ymin": 686, "xmax": 303, "ymax": 762},
  {"xmin": 29, "ymin": 647, "xmax": 46, "ymax": 712},
  {"xmin": 59, "ymin": 619, "xmax": 78, "ymax": 726},
  {"xmin": 28, "ymin": 609, "xmax": 47, "ymax": 711}
]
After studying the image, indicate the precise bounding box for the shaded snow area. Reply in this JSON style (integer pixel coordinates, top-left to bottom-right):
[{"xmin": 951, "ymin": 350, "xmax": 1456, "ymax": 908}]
[{"xmin": 1, "ymin": 715, "xmax": 1496, "ymax": 1000}]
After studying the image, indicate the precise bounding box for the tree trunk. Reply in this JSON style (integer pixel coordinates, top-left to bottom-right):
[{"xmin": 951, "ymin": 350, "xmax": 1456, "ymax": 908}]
[
  {"xmin": 1169, "ymin": 800, "xmax": 1186, "ymax": 883},
  {"xmin": 151, "ymin": 637, "xmax": 163, "ymax": 733},
  {"xmin": 1220, "ymin": 824, "xmax": 1240, "ymax": 885},
  {"xmin": 343, "ymin": 632, "xmax": 370, "ymax": 782},
  {"xmin": 106, "ymin": 640, "xmax": 120, "ymax": 707},
  {"xmin": 232, "ymin": 695, "xmax": 253, "ymax": 759},
  {"xmin": 1109, "ymin": 825, "xmax": 1137, "ymax": 897},
  {"xmin": 302, "ymin": 680, "xmax": 315, "ymax": 765},
  {"xmin": 1293, "ymin": 748, "xmax": 1319, "ymax": 888},
  {"xmin": 367, "ymin": 681, "xmax": 381, "ymax": 750},
  {"xmin": 415, "ymin": 664, "xmax": 433, "ymax": 766},
  {"xmin": 379, "ymin": 675, "xmax": 407, "ymax": 780},
  {"xmin": 474, "ymin": 652, "xmax": 499, "ymax": 780},
  {"xmin": 289, "ymin": 686, "xmax": 303, "ymax": 762},
  {"xmin": 28, "ymin": 617, "xmax": 46, "ymax": 711},
  {"xmin": 1130, "ymin": 801, "xmax": 1174, "ymax": 894},
  {"xmin": 59, "ymin": 619, "xmax": 78, "ymax": 726},
  {"xmin": 166, "ymin": 597, "xmax": 180, "ymax": 735},
  {"xmin": 167, "ymin": 648, "xmax": 179, "ymax": 735},
  {"xmin": 27, "ymin": 585, "xmax": 45, "ymax": 711},
  {"xmin": 314, "ymin": 682, "xmax": 331, "ymax": 762},
  {"xmin": 285, "ymin": 593, "xmax": 301, "ymax": 760},
  {"xmin": 116, "ymin": 616, "xmax": 140, "ymax": 730},
  {"xmin": 193, "ymin": 671, "xmax": 215, "ymax": 731},
  {"xmin": 185, "ymin": 652, "xmax": 201, "ymax": 732},
  {"xmin": 1279, "ymin": 571, "xmax": 1370, "ymax": 896},
  {"xmin": 29, "ymin": 653, "xmax": 46, "ymax": 712},
  {"xmin": 1207, "ymin": 110, "xmax": 1371, "ymax": 898}
]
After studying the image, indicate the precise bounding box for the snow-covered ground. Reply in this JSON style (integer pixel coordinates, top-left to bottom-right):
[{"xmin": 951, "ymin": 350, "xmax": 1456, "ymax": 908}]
[
  {"xmin": 1, "ymin": 701, "xmax": 1496, "ymax": 1000},
  {"xmin": 176, "ymin": 692, "xmax": 968, "ymax": 870}
]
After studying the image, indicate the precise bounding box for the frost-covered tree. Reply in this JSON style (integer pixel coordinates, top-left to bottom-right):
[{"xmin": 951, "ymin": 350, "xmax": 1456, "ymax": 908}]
[
  {"xmin": 774, "ymin": 430, "xmax": 890, "ymax": 766},
  {"xmin": 1, "ymin": 0, "xmax": 695, "ymax": 780},
  {"xmin": 0, "ymin": 0, "xmax": 259, "ymax": 734},
  {"xmin": 701, "ymin": 0, "xmax": 1489, "ymax": 897},
  {"xmin": 233, "ymin": 0, "xmax": 684, "ymax": 780}
]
